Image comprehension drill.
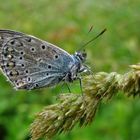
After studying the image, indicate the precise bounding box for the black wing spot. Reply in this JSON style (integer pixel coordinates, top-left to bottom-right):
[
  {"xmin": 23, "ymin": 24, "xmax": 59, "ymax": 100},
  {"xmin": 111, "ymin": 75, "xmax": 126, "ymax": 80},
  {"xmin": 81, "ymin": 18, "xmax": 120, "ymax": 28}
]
[
  {"xmin": 20, "ymin": 42, "xmax": 24, "ymax": 46},
  {"xmin": 19, "ymin": 57, "xmax": 23, "ymax": 60},
  {"xmin": 25, "ymin": 70, "xmax": 29, "ymax": 74},
  {"xmin": 35, "ymin": 84, "xmax": 39, "ymax": 87},
  {"xmin": 38, "ymin": 58, "xmax": 43, "ymax": 62},
  {"xmin": 3, "ymin": 52, "xmax": 8, "ymax": 57},
  {"xmin": 20, "ymin": 51, "xmax": 24, "ymax": 55},
  {"xmin": 26, "ymin": 37, "xmax": 31, "ymax": 42},
  {"xmin": 54, "ymin": 55, "xmax": 59, "ymax": 59},
  {"xmin": 41, "ymin": 44, "xmax": 46, "ymax": 50},
  {"xmin": 16, "ymin": 82, "xmax": 19, "ymax": 86},
  {"xmin": 10, "ymin": 40, "xmax": 15, "ymax": 45},
  {"xmin": 9, "ymin": 71, "xmax": 13, "ymax": 76},
  {"xmin": 48, "ymin": 65, "xmax": 51, "ymax": 69},
  {"xmin": 27, "ymin": 77, "xmax": 31, "ymax": 82},
  {"xmin": 21, "ymin": 64, "xmax": 25, "ymax": 67},
  {"xmin": 30, "ymin": 47, "xmax": 35, "ymax": 52},
  {"xmin": 9, "ymin": 70, "xmax": 19, "ymax": 76}
]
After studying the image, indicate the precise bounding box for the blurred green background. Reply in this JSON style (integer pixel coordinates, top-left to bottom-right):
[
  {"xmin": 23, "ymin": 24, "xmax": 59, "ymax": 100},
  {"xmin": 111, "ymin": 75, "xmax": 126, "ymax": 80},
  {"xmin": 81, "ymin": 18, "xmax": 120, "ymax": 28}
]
[{"xmin": 0, "ymin": 0, "xmax": 140, "ymax": 140}]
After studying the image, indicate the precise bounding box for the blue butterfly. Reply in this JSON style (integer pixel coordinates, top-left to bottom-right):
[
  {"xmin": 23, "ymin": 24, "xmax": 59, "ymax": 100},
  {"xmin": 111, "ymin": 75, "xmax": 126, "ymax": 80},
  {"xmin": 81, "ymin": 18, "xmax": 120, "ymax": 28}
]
[{"xmin": 0, "ymin": 29, "xmax": 106, "ymax": 90}]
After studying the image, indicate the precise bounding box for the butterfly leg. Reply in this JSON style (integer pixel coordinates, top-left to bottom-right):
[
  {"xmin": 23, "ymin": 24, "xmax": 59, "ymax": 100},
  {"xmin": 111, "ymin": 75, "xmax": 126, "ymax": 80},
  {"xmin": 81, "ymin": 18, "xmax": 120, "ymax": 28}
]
[
  {"xmin": 59, "ymin": 82, "xmax": 71, "ymax": 93},
  {"xmin": 59, "ymin": 82, "xmax": 65, "ymax": 94},
  {"xmin": 77, "ymin": 77, "xmax": 86, "ymax": 104},
  {"xmin": 81, "ymin": 64, "xmax": 93, "ymax": 75},
  {"xmin": 85, "ymin": 66, "xmax": 98, "ymax": 82},
  {"xmin": 81, "ymin": 65, "xmax": 97, "ymax": 82},
  {"xmin": 77, "ymin": 76, "xmax": 83, "ymax": 95},
  {"xmin": 65, "ymin": 83, "xmax": 71, "ymax": 93}
]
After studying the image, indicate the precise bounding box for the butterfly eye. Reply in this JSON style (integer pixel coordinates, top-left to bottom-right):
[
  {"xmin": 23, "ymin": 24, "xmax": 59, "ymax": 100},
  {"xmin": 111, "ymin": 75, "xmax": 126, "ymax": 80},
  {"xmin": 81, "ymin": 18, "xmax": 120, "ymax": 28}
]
[{"xmin": 46, "ymin": 73, "xmax": 49, "ymax": 76}]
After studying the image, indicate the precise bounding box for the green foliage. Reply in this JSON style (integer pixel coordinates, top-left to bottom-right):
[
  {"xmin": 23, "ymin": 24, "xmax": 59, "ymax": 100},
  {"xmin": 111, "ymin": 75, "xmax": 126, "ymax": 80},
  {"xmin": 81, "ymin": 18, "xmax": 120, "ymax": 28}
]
[{"xmin": 0, "ymin": 0, "xmax": 140, "ymax": 140}]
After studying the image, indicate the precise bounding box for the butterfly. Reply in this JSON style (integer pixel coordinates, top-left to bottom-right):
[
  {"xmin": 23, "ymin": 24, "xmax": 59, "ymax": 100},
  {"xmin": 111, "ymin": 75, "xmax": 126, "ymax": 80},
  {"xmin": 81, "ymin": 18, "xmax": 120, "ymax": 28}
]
[{"xmin": 0, "ymin": 29, "xmax": 106, "ymax": 90}]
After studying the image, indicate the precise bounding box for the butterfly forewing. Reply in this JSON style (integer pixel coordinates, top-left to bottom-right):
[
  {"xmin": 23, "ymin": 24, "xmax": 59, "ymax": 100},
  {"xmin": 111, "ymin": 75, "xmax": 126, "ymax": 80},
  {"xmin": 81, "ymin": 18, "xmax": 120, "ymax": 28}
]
[{"xmin": 0, "ymin": 30, "xmax": 73, "ymax": 90}]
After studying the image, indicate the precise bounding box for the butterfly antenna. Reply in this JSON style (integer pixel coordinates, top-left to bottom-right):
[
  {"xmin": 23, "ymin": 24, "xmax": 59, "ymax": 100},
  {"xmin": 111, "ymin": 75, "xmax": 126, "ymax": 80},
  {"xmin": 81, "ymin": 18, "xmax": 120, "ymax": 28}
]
[
  {"xmin": 77, "ymin": 28, "xmax": 107, "ymax": 51},
  {"xmin": 88, "ymin": 25, "xmax": 94, "ymax": 33},
  {"xmin": 77, "ymin": 25, "xmax": 94, "ymax": 49}
]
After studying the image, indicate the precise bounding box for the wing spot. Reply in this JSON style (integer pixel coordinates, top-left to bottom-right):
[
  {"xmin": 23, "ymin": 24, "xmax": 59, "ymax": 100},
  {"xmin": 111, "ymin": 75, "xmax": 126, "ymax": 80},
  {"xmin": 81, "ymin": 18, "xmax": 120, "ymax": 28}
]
[
  {"xmin": 10, "ymin": 40, "xmax": 15, "ymax": 45},
  {"xmin": 27, "ymin": 38, "xmax": 31, "ymax": 42},
  {"xmin": 19, "ymin": 57, "xmax": 23, "ymax": 60},
  {"xmin": 9, "ymin": 70, "xmax": 19, "ymax": 76},
  {"xmin": 20, "ymin": 42, "xmax": 23, "ymax": 46},
  {"xmin": 7, "ymin": 47, "xmax": 14, "ymax": 52},
  {"xmin": 20, "ymin": 51, "xmax": 24, "ymax": 55},
  {"xmin": 16, "ymin": 80, "xmax": 25, "ymax": 88},
  {"xmin": 21, "ymin": 64, "xmax": 25, "ymax": 67},
  {"xmin": 25, "ymin": 70, "xmax": 29, "ymax": 74},
  {"xmin": 54, "ymin": 55, "xmax": 59, "ymax": 59},
  {"xmin": 7, "ymin": 55, "xmax": 13, "ymax": 59},
  {"xmin": 3, "ymin": 52, "xmax": 8, "ymax": 57},
  {"xmin": 27, "ymin": 77, "xmax": 31, "ymax": 82},
  {"xmin": 9, "ymin": 72, "xmax": 13, "ymax": 76},
  {"xmin": 35, "ymin": 84, "xmax": 39, "ymax": 87},
  {"xmin": 16, "ymin": 82, "xmax": 19, "ymax": 86},
  {"xmin": 48, "ymin": 65, "xmax": 51, "ymax": 69},
  {"xmin": 38, "ymin": 58, "xmax": 43, "ymax": 62},
  {"xmin": 41, "ymin": 45, "xmax": 46, "ymax": 50},
  {"xmin": 30, "ymin": 47, "xmax": 35, "ymax": 52},
  {"xmin": 7, "ymin": 62, "xmax": 15, "ymax": 67}
]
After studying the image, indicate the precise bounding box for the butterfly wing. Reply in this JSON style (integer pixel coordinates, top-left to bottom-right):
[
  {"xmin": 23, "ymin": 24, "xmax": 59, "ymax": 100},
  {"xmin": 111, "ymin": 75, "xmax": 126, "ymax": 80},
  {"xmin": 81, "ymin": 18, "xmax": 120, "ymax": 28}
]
[{"xmin": 0, "ymin": 30, "xmax": 73, "ymax": 90}]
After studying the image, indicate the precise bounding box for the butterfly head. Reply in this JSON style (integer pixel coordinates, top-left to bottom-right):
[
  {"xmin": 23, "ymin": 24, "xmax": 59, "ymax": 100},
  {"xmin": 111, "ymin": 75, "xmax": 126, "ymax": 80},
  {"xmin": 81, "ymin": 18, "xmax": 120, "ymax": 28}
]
[{"xmin": 75, "ymin": 50, "xmax": 87, "ymax": 63}]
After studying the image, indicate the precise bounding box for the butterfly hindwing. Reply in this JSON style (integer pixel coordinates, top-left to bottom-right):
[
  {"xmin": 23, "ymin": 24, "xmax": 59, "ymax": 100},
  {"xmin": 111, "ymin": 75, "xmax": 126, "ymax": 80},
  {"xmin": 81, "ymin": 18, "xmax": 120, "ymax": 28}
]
[{"xmin": 0, "ymin": 30, "xmax": 73, "ymax": 90}]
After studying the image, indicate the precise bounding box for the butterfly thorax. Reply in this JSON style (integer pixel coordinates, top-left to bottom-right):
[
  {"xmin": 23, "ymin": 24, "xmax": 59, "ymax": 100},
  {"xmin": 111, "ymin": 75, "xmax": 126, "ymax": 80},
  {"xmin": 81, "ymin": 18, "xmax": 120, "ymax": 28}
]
[{"xmin": 63, "ymin": 51, "xmax": 87, "ymax": 83}]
